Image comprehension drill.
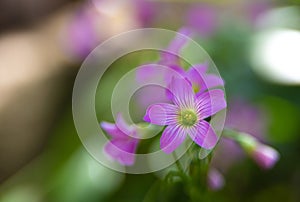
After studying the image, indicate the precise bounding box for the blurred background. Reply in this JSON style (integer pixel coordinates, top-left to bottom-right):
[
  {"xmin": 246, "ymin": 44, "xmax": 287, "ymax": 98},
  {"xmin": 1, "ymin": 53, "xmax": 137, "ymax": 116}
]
[{"xmin": 0, "ymin": 0, "xmax": 300, "ymax": 201}]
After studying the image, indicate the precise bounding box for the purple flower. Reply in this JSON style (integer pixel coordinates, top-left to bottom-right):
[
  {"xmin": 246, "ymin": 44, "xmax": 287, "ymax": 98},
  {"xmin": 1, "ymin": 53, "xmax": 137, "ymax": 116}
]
[
  {"xmin": 101, "ymin": 114, "xmax": 139, "ymax": 166},
  {"xmin": 65, "ymin": 5, "xmax": 101, "ymax": 59},
  {"xmin": 185, "ymin": 4, "xmax": 218, "ymax": 37},
  {"xmin": 144, "ymin": 77, "xmax": 226, "ymax": 153},
  {"xmin": 207, "ymin": 168, "xmax": 225, "ymax": 191},
  {"xmin": 245, "ymin": 0, "xmax": 271, "ymax": 25},
  {"xmin": 225, "ymin": 99, "xmax": 268, "ymax": 140},
  {"xmin": 249, "ymin": 143, "xmax": 280, "ymax": 170},
  {"xmin": 134, "ymin": 0, "xmax": 156, "ymax": 27}
]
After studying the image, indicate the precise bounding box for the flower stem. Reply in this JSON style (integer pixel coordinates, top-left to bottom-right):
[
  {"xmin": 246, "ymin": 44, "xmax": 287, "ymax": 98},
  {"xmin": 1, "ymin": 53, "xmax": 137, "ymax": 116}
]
[
  {"xmin": 172, "ymin": 152, "xmax": 185, "ymax": 176},
  {"xmin": 222, "ymin": 128, "xmax": 257, "ymax": 152},
  {"xmin": 222, "ymin": 128, "xmax": 240, "ymax": 139}
]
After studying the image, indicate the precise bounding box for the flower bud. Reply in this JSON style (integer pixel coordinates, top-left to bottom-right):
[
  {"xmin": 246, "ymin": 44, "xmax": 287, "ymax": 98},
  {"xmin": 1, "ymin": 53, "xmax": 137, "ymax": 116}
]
[
  {"xmin": 237, "ymin": 132, "xmax": 280, "ymax": 169},
  {"xmin": 249, "ymin": 143, "xmax": 280, "ymax": 170}
]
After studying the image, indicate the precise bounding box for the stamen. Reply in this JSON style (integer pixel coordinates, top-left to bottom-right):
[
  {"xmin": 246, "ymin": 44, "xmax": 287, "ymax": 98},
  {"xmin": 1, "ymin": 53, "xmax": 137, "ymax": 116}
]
[{"xmin": 178, "ymin": 109, "xmax": 198, "ymax": 127}]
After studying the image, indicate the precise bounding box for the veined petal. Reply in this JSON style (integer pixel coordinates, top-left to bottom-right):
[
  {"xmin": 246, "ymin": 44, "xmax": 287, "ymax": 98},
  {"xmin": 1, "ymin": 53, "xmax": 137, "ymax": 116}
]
[
  {"xmin": 164, "ymin": 64, "xmax": 186, "ymax": 100},
  {"xmin": 169, "ymin": 77, "xmax": 195, "ymax": 108},
  {"xmin": 196, "ymin": 89, "xmax": 226, "ymax": 119},
  {"xmin": 160, "ymin": 124, "xmax": 187, "ymax": 153},
  {"xmin": 144, "ymin": 103, "xmax": 179, "ymax": 125},
  {"xmin": 187, "ymin": 120, "xmax": 218, "ymax": 149}
]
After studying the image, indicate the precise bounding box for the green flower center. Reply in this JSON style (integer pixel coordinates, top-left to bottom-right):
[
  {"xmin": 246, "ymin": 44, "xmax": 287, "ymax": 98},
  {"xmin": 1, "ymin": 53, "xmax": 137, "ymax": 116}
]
[
  {"xmin": 179, "ymin": 109, "xmax": 198, "ymax": 127},
  {"xmin": 192, "ymin": 83, "xmax": 200, "ymax": 93}
]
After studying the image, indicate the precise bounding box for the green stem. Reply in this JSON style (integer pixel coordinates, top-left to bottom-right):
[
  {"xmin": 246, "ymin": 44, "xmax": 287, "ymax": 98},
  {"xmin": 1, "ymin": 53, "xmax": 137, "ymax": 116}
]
[
  {"xmin": 222, "ymin": 128, "xmax": 257, "ymax": 152},
  {"xmin": 222, "ymin": 128, "xmax": 240, "ymax": 139},
  {"xmin": 172, "ymin": 152, "xmax": 185, "ymax": 176}
]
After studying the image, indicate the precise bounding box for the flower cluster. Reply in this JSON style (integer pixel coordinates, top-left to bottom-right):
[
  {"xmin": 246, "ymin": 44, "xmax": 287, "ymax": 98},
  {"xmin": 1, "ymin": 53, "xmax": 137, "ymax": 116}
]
[
  {"xmin": 100, "ymin": 27, "xmax": 226, "ymax": 165},
  {"xmin": 99, "ymin": 29, "xmax": 279, "ymax": 195}
]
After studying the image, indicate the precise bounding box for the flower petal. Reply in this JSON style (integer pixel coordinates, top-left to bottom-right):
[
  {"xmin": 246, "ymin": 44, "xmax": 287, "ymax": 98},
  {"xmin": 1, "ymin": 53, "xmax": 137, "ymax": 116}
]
[
  {"xmin": 200, "ymin": 74, "xmax": 224, "ymax": 90},
  {"xmin": 115, "ymin": 113, "xmax": 133, "ymax": 135},
  {"xmin": 251, "ymin": 144, "xmax": 280, "ymax": 170},
  {"xmin": 187, "ymin": 63, "xmax": 208, "ymax": 81},
  {"xmin": 164, "ymin": 64, "xmax": 186, "ymax": 100},
  {"xmin": 169, "ymin": 77, "xmax": 195, "ymax": 108},
  {"xmin": 136, "ymin": 63, "xmax": 159, "ymax": 84},
  {"xmin": 136, "ymin": 85, "xmax": 170, "ymax": 110},
  {"xmin": 196, "ymin": 89, "xmax": 226, "ymax": 119},
  {"xmin": 144, "ymin": 103, "xmax": 179, "ymax": 125},
  {"xmin": 160, "ymin": 124, "xmax": 187, "ymax": 153},
  {"xmin": 104, "ymin": 138, "xmax": 139, "ymax": 166},
  {"xmin": 187, "ymin": 120, "xmax": 218, "ymax": 149},
  {"xmin": 100, "ymin": 121, "xmax": 124, "ymax": 138},
  {"xmin": 164, "ymin": 64, "xmax": 186, "ymax": 83},
  {"xmin": 187, "ymin": 64, "xmax": 224, "ymax": 93},
  {"xmin": 160, "ymin": 27, "xmax": 193, "ymax": 65},
  {"xmin": 187, "ymin": 65, "xmax": 209, "ymax": 93}
]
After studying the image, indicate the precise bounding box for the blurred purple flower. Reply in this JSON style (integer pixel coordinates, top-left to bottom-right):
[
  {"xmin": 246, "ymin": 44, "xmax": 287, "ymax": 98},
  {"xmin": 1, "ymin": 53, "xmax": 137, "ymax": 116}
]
[
  {"xmin": 144, "ymin": 77, "xmax": 226, "ymax": 153},
  {"xmin": 65, "ymin": 6, "xmax": 100, "ymax": 58},
  {"xmin": 101, "ymin": 114, "xmax": 139, "ymax": 166},
  {"xmin": 246, "ymin": 0, "xmax": 271, "ymax": 25},
  {"xmin": 225, "ymin": 99, "xmax": 268, "ymax": 140},
  {"xmin": 210, "ymin": 137, "xmax": 244, "ymax": 174},
  {"xmin": 207, "ymin": 168, "xmax": 225, "ymax": 191},
  {"xmin": 141, "ymin": 28, "xmax": 224, "ymax": 92},
  {"xmin": 134, "ymin": 0, "xmax": 156, "ymax": 27},
  {"xmin": 185, "ymin": 4, "xmax": 218, "ymax": 37}
]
